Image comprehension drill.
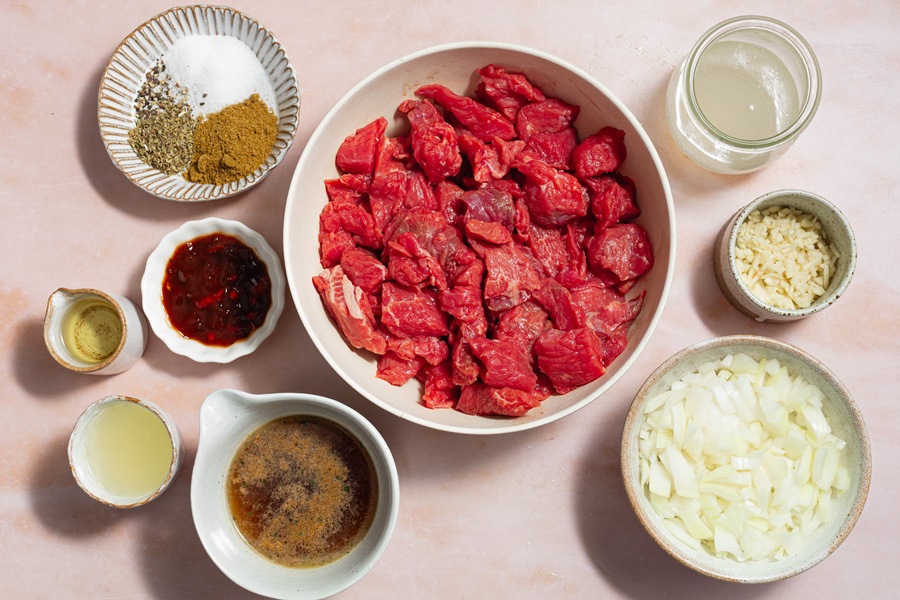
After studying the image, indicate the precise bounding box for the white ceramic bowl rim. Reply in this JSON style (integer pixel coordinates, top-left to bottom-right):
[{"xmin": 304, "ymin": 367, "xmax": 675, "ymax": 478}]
[
  {"xmin": 284, "ymin": 40, "xmax": 676, "ymax": 435},
  {"xmin": 622, "ymin": 334, "xmax": 872, "ymax": 583},
  {"xmin": 727, "ymin": 189, "xmax": 857, "ymax": 318},
  {"xmin": 190, "ymin": 389, "xmax": 400, "ymax": 599},
  {"xmin": 141, "ymin": 217, "xmax": 285, "ymax": 363}
]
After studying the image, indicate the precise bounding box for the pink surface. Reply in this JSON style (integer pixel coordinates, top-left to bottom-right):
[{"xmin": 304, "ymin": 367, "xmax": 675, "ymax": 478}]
[{"xmin": 2, "ymin": 1, "xmax": 897, "ymax": 598}]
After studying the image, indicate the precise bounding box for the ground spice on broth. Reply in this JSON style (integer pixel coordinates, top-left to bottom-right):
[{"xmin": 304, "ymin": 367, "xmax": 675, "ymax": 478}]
[{"xmin": 227, "ymin": 416, "xmax": 377, "ymax": 568}]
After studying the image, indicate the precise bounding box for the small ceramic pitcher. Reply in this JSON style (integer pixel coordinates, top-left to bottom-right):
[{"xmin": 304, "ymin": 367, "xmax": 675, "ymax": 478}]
[{"xmin": 43, "ymin": 287, "xmax": 148, "ymax": 375}]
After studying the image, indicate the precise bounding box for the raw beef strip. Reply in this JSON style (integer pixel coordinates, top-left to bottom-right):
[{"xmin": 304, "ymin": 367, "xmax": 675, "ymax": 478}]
[
  {"xmin": 476, "ymin": 64, "xmax": 546, "ymax": 123},
  {"xmin": 312, "ymin": 265, "xmax": 386, "ymax": 355},
  {"xmin": 386, "ymin": 231, "xmax": 448, "ymax": 290},
  {"xmin": 439, "ymin": 285, "xmax": 488, "ymax": 334},
  {"xmin": 457, "ymin": 130, "xmax": 524, "ymax": 182},
  {"xmin": 573, "ymin": 127, "xmax": 627, "ymax": 180},
  {"xmin": 340, "ymin": 247, "xmax": 387, "ymax": 293},
  {"xmin": 465, "ymin": 219, "xmax": 513, "ymax": 245},
  {"xmin": 516, "ymin": 157, "xmax": 589, "ymax": 228},
  {"xmin": 526, "ymin": 224, "xmax": 568, "ymax": 277},
  {"xmin": 419, "ymin": 361, "xmax": 458, "ymax": 409},
  {"xmin": 534, "ymin": 327, "xmax": 606, "ymax": 394},
  {"xmin": 587, "ymin": 223, "xmax": 653, "ymax": 283},
  {"xmin": 469, "ymin": 238, "xmax": 542, "ymax": 312},
  {"xmin": 369, "ymin": 136, "xmax": 413, "ymax": 232},
  {"xmin": 400, "ymin": 99, "xmax": 462, "ymax": 183},
  {"xmin": 597, "ymin": 324, "xmax": 630, "ymax": 366},
  {"xmin": 520, "ymin": 128, "xmax": 578, "ymax": 171},
  {"xmin": 451, "ymin": 257, "xmax": 485, "ymax": 288},
  {"xmin": 493, "ymin": 300, "xmax": 551, "ymax": 353},
  {"xmin": 515, "ymin": 98, "xmax": 580, "ymax": 140},
  {"xmin": 434, "ymin": 180, "xmax": 466, "ymax": 226},
  {"xmin": 584, "ymin": 175, "xmax": 640, "ymax": 231},
  {"xmin": 571, "ymin": 280, "xmax": 645, "ymax": 336},
  {"xmin": 532, "ymin": 278, "xmax": 585, "ymax": 331},
  {"xmin": 325, "ymin": 173, "xmax": 370, "ymax": 204},
  {"xmin": 461, "ymin": 188, "xmax": 516, "ymax": 231},
  {"xmin": 318, "ymin": 229, "xmax": 355, "ymax": 270},
  {"xmin": 376, "ymin": 352, "xmax": 425, "ymax": 386},
  {"xmin": 404, "ymin": 169, "xmax": 439, "ymax": 213},
  {"xmin": 416, "ymin": 83, "xmax": 517, "ymax": 142},
  {"xmin": 386, "ymin": 209, "xmax": 477, "ymax": 285},
  {"xmin": 450, "ymin": 333, "xmax": 480, "ymax": 386},
  {"xmin": 380, "ymin": 282, "xmax": 450, "ymax": 338},
  {"xmin": 385, "ymin": 333, "xmax": 449, "ymax": 366},
  {"xmin": 335, "ymin": 117, "xmax": 387, "ymax": 176},
  {"xmin": 468, "ymin": 337, "xmax": 538, "ymax": 392},
  {"xmin": 456, "ymin": 383, "xmax": 544, "ymax": 417}
]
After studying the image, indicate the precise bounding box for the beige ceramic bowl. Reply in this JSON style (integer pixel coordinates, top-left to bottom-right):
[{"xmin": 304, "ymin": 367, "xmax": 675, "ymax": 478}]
[
  {"xmin": 621, "ymin": 335, "xmax": 871, "ymax": 583},
  {"xmin": 283, "ymin": 41, "xmax": 675, "ymax": 435},
  {"xmin": 98, "ymin": 5, "xmax": 300, "ymax": 201},
  {"xmin": 714, "ymin": 189, "xmax": 857, "ymax": 322}
]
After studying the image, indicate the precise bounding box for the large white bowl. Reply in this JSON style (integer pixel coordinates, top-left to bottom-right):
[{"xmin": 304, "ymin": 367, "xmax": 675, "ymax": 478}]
[
  {"xmin": 191, "ymin": 389, "xmax": 399, "ymax": 599},
  {"xmin": 284, "ymin": 42, "xmax": 675, "ymax": 434}
]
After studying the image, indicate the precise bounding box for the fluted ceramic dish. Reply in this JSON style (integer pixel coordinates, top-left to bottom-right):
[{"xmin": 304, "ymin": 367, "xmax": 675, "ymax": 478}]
[
  {"xmin": 141, "ymin": 218, "xmax": 285, "ymax": 362},
  {"xmin": 191, "ymin": 389, "xmax": 400, "ymax": 599},
  {"xmin": 283, "ymin": 41, "xmax": 675, "ymax": 435},
  {"xmin": 98, "ymin": 5, "xmax": 300, "ymax": 201},
  {"xmin": 621, "ymin": 335, "xmax": 871, "ymax": 583}
]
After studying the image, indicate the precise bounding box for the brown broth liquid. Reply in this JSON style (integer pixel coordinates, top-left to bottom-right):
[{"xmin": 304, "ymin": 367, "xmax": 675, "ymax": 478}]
[{"xmin": 227, "ymin": 416, "xmax": 377, "ymax": 567}]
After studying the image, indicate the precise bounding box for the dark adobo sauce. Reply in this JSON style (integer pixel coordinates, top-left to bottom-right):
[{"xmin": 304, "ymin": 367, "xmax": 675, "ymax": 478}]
[{"xmin": 162, "ymin": 233, "xmax": 271, "ymax": 346}]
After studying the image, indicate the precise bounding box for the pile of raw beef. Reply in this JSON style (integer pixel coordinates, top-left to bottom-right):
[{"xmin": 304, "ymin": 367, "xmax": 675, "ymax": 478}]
[{"xmin": 314, "ymin": 64, "xmax": 653, "ymax": 417}]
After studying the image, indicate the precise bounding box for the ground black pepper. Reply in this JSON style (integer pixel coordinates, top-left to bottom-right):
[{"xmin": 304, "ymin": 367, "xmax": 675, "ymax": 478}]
[{"xmin": 128, "ymin": 59, "xmax": 195, "ymax": 175}]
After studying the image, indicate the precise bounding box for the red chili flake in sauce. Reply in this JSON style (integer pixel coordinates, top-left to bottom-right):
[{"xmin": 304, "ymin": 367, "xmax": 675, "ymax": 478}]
[{"xmin": 162, "ymin": 233, "xmax": 272, "ymax": 346}]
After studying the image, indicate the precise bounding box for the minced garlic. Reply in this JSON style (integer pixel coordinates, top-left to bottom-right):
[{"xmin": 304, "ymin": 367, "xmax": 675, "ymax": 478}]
[{"xmin": 734, "ymin": 206, "xmax": 838, "ymax": 310}]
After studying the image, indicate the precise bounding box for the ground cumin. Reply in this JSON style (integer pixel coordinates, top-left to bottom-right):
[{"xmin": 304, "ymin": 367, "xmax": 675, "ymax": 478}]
[{"xmin": 186, "ymin": 93, "xmax": 277, "ymax": 185}]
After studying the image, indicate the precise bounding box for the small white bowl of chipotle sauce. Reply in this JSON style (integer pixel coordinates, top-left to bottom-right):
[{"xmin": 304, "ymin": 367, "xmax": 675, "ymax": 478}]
[
  {"xmin": 141, "ymin": 218, "xmax": 285, "ymax": 362},
  {"xmin": 191, "ymin": 389, "xmax": 399, "ymax": 600}
]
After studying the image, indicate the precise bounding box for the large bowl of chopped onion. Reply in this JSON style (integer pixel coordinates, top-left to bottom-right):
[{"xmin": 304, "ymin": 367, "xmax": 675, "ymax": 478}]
[
  {"xmin": 621, "ymin": 335, "xmax": 871, "ymax": 583},
  {"xmin": 284, "ymin": 42, "xmax": 675, "ymax": 434}
]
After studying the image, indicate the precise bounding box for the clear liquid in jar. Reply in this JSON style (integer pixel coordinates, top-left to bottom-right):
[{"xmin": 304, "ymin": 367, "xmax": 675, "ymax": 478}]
[{"xmin": 693, "ymin": 40, "xmax": 800, "ymax": 141}]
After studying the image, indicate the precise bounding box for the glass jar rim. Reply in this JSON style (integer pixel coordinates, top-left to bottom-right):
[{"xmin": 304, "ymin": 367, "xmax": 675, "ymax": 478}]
[{"xmin": 683, "ymin": 15, "xmax": 822, "ymax": 150}]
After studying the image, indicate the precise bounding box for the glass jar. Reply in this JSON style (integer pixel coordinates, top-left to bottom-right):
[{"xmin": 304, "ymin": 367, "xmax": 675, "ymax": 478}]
[{"xmin": 666, "ymin": 16, "xmax": 821, "ymax": 174}]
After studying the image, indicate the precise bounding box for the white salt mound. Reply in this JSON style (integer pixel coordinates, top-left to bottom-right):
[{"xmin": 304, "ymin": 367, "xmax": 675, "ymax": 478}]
[{"xmin": 164, "ymin": 35, "xmax": 277, "ymax": 117}]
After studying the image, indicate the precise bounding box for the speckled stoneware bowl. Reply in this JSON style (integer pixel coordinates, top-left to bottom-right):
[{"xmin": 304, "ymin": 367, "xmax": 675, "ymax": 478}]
[
  {"xmin": 714, "ymin": 189, "xmax": 856, "ymax": 322},
  {"xmin": 98, "ymin": 5, "xmax": 300, "ymax": 201},
  {"xmin": 191, "ymin": 389, "xmax": 399, "ymax": 600},
  {"xmin": 284, "ymin": 41, "xmax": 675, "ymax": 435},
  {"xmin": 621, "ymin": 335, "xmax": 871, "ymax": 583},
  {"xmin": 69, "ymin": 395, "xmax": 183, "ymax": 508},
  {"xmin": 141, "ymin": 218, "xmax": 285, "ymax": 362}
]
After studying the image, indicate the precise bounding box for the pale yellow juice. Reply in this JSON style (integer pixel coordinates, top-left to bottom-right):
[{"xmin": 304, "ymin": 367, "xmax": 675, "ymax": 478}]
[
  {"xmin": 693, "ymin": 40, "xmax": 800, "ymax": 141},
  {"xmin": 84, "ymin": 401, "xmax": 173, "ymax": 498},
  {"xmin": 62, "ymin": 298, "xmax": 123, "ymax": 363}
]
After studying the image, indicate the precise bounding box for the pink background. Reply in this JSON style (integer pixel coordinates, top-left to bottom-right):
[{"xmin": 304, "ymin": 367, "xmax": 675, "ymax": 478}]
[{"xmin": 2, "ymin": 1, "xmax": 898, "ymax": 598}]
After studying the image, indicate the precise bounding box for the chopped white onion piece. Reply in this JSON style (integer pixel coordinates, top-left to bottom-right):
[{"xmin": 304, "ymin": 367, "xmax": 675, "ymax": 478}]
[{"xmin": 638, "ymin": 354, "xmax": 848, "ymax": 562}]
